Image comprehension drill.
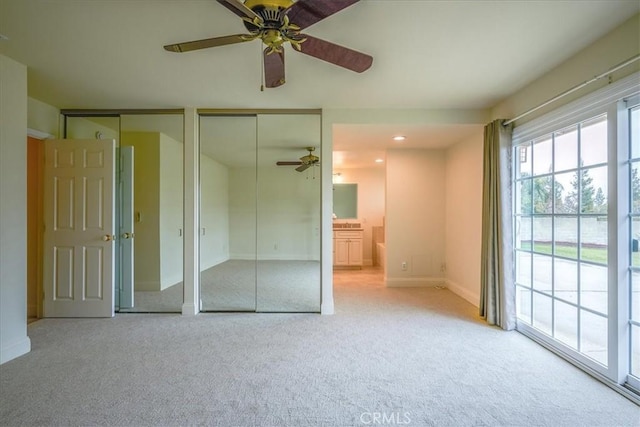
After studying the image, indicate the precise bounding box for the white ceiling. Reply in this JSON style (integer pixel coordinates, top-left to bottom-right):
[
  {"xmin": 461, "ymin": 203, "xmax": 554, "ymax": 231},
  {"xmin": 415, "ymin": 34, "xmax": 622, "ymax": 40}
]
[{"xmin": 1, "ymin": 0, "xmax": 638, "ymax": 168}]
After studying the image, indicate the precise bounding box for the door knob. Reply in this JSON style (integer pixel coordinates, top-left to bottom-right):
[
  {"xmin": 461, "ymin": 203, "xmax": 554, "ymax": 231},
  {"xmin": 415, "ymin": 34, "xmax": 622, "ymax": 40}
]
[
  {"xmin": 122, "ymin": 232, "xmax": 134, "ymax": 239},
  {"xmin": 102, "ymin": 234, "xmax": 115, "ymax": 241}
]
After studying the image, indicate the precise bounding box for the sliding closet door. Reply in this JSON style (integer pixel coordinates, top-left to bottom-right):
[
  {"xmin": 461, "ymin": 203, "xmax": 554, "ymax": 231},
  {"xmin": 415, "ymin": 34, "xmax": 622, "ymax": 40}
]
[
  {"xmin": 199, "ymin": 115, "xmax": 257, "ymax": 311},
  {"xmin": 119, "ymin": 114, "xmax": 184, "ymax": 312},
  {"xmin": 256, "ymin": 114, "xmax": 321, "ymax": 312}
]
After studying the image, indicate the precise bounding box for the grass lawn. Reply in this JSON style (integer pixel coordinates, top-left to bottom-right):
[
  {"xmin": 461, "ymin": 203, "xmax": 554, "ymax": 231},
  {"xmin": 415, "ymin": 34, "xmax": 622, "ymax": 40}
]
[{"xmin": 520, "ymin": 241, "xmax": 640, "ymax": 265}]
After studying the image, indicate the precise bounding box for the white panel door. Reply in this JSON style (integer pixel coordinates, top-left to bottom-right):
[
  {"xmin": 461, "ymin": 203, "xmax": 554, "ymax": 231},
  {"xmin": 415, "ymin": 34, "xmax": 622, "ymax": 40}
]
[
  {"xmin": 118, "ymin": 146, "xmax": 134, "ymax": 308},
  {"xmin": 43, "ymin": 139, "xmax": 115, "ymax": 317}
]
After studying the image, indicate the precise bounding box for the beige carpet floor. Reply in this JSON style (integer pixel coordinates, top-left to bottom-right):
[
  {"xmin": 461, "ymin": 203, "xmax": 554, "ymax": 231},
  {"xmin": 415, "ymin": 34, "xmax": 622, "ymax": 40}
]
[
  {"xmin": 1, "ymin": 267, "xmax": 638, "ymax": 426},
  {"xmin": 120, "ymin": 260, "xmax": 320, "ymax": 313}
]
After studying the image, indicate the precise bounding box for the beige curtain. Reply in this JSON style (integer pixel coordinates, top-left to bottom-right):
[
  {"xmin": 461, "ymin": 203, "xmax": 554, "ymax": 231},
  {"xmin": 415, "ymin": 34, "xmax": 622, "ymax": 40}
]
[{"xmin": 480, "ymin": 119, "xmax": 516, "ymax": 330}]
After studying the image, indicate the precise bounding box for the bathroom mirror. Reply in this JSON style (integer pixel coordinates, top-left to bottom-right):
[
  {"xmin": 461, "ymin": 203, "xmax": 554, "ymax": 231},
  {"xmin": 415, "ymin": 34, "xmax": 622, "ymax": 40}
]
[{"xmin": 333, "ymin": 183, "xmax": 357, "ymax": 219}]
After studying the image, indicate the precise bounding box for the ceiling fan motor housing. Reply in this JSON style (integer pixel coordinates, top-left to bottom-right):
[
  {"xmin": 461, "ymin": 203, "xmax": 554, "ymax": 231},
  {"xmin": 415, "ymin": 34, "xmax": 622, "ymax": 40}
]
[{"xmin": 243, "ymin": 0, "xmax": 294, "ymax": 32}]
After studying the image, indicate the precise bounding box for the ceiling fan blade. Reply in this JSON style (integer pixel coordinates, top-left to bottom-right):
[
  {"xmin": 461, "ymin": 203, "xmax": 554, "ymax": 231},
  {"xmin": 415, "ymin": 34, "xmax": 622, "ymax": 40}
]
[
  {"xmin": 296, "ymin": 163, "xmax": 311, "ymax": 172},
  {"xmin": 264, "ymin": 48, "xmax": 285, "ymax": 88},
  {"xmin": 216, "ymin": 0, "xmax": 264, "ymax": 24},
  {"xmin": 164, "ymin": 34, "xmax": 250, "ymax": 53},
  {"xmin": 276, "ymin": 161, "xmax": 302, "ymax": 166},
  {"xmin": 295, "ymin": 35, "xmax": 372, "ymax": 73},
  {"xmin": 285, "ymin": 0, "xmax": 359, "ymax": 30}
]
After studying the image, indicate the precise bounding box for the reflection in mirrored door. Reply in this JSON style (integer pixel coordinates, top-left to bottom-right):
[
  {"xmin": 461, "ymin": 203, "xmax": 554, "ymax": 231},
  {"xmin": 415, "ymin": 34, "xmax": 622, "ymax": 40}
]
[
  {"xmin": 118, "ymin": 114, "xmax": 184, "ymax": 312},
  {"xmin": 256, "ymin": 114, "xmax": 321, "ymax": 312},
  {"xmin": 199, "ymin": 115, "xmax": 257, "ymax": 311}
]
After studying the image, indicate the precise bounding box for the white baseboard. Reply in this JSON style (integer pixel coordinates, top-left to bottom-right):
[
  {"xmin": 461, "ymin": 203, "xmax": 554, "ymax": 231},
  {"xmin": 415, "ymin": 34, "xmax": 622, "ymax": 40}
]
[
  {"xmin": 161, "ymin": 275, "xmax": 183, "ymax": 290},
  {"xmin": 1, "ymin": 336, "xmax": 31, "ymax": 365},
  {"xmin": 321, "ymin": 300, "xmax": 334, "ymax": 315},
  {"xmin": 200, "ymin": 255, "xmax": 230, "ymax": 271},
  {"xmin": 229, "ymin": 254, "xmax": 320, "ymax": 261},
  {"xmin": 385, "ymin": 277, "xmax": 445, "ymax": 287},
  {"xmin": 181, "ymin": 303, "xmax": 198, "ymax": 316},
  {"xmin": 445, "ymin": 279, "xmax": 479, "ymax": 307},
  {"xmin": 135, "ymin": 281, "xmax": 160, "ymax": 291}
]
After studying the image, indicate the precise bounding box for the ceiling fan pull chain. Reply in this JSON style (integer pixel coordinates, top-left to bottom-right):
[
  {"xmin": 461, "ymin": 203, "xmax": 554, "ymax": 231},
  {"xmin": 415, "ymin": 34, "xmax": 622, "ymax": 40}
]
[{"xmin": 260, "ymin": 41, "xmax": 265, "ymax": 91}]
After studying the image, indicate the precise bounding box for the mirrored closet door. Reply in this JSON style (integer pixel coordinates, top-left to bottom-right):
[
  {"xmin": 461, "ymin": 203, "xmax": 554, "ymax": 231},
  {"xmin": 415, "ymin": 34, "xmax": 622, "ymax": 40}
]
[
  {"xmin": 118, "ymin": 114, "xmax": 184, "ymax": 312},
  {"xmin": 64, "ymin": 113, "xmax": 184, "ymax": 313},
  {"xmin": 198, "ymin": 111, "xmax": 320, "ymax": 312},
  {"xmin": 199, "ymin": 115, "xmax": 258, "ymax": 311},
  {"xmin": 255, "ymin": 114, "xmax": 321, "ymax": 312}
]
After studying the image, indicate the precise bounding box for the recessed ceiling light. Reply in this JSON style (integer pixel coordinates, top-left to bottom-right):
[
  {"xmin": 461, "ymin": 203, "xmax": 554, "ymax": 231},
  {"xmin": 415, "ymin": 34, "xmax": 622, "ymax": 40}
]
[
  {"xmin": 375, "ymin": 158, "xmax": 384, "ymax": 163},
  {"xmin": 393, "ymin": 135, "xmax": 406, "ymax": 141}
]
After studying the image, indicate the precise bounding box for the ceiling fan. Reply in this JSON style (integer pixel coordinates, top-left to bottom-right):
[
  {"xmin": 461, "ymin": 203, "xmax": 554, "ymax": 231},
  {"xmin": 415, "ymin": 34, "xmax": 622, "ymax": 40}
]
[
  {"xmin": 164, "ymin": 0, "xmax": 373, "ymax": 88},
  {"xmin": 277, "ymin": 147, "xmax": 319, "ymax": 172}
]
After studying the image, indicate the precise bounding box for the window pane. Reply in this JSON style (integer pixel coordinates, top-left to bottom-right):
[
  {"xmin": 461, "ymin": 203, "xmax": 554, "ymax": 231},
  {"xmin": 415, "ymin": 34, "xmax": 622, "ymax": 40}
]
[
  {"xmin": 516, "ymin": 179, "xmax": 532, "ymax": 215},
  {"xmin": 532, "ymin": 217, "xmax": 551, "ymax": 254},
  {"xmin": 632, "ymin": 271, "xmax": 640, "ymax": 323},
  {"xmin": 554, "ymin": 299, "xmax": 578, "ymax": 349},
  {"xmin": 533, "ymin": 176, "xmax": 554, "ymax": 214},
  {"xmin": 533, "ymin": 292, "xmax": 552, "ymax": 336},
  {"xmin": 554, "ymin": 125, "xmax": 578, "ymax": 172},
  {"xmin": 632, "ymin": 325, "xmax": 640, "ymax": 378},
  {"xmin": 632, "ymin": 219, "xmax": 640, "ymax": 268},
  {"xmin": 631, "ymin": 162, "xmax": 640, "ymax": 214},
  {"xmin": 580, "ymin": 114, "xmax": 607, "ymax": 167},
  {"xmin": 580, "ymin": 309, "xmax": 608, "ymax": 366},
  {"xmin": 516, "ymin": 250, "xmax": 532, "ymax": 288},
  {"xmin": 516, "ymin": 216, "xmax": 531, "ymax": 250},
  {"xmin": 532, "ymin": 254, "xmax": 552, "ymax": 295},
  {"xmin": 580, "ymin": 216, "xmax": 607, "ymax": 265},
  {"xmin": 533, "ymin": 136, "xmax": 552, "ymax": 176},
  {"xmin": 580, "ymin": 263, "xmax": 608, "ymax": 315},
  {"xmin": 555, "ymin": 172, "xmax": 575, "ymax": 214},
  {"xmin": 580, "ymin": 166, "xmax": 607, "ymax": 214},
  {"xmin": 516, "ymin": 286, "xmax": 532, "ymax": 324},
  {"xmin": 554, "ymin": 258, "xmax": 577, "ymax": 304},
  {"xmin": 517, "ymin": 142, "xmax": 532, "ymax": 176},
  {"xmin": 630, "ymin": 106, "xmax": 640, "ymax": 159},
  {"xmin": 554, "ymin": 216, "xmax": 577, "ymax": 259}
]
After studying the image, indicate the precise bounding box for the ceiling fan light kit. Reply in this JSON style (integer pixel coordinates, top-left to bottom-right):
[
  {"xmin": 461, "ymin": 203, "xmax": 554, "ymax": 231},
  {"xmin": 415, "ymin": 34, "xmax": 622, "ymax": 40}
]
[{"xmin": 164, "ymin": 0, "xmax": 373, "ymax": 88}]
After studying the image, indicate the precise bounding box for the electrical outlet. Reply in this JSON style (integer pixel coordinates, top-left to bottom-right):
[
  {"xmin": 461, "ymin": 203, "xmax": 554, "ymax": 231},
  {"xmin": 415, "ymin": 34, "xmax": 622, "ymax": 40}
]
[{"xmin": 401, "ymin": 261, "xmax": 407, "ymax": 271}]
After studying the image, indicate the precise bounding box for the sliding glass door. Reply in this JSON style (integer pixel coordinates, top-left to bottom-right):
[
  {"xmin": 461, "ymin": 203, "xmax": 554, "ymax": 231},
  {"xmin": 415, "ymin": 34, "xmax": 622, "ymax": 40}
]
[
  {"xmin": 513, "ymin": 77, "xmax": 640, "ymax": 395},
  {"xmin": 626, "ymin": 96, "xmax": 640, "ymax": 390}
]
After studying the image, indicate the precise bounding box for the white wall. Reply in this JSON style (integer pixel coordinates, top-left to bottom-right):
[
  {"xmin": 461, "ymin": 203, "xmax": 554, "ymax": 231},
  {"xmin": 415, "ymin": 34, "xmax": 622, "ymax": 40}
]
[
  {"xmin": 159, "ymin": 133, "xmax": 184, "ymax": 289},
  {"xmin": 441, "ymin": 13, "xmax": 639, "ymax": 306},
  {"xmin": 256, "ymin": 166, "xmax": 321, "ymax": 261},
  {"xmin": 228, "ymin": 166, "xmax": 321, "ymax": 261},
  {"xmin": 228, "ymin": 167, "xmax": 257, "ymax": 259},
  {"xmin": 332, "ymin": 167, "xmax": 385, "ymax": 265},
  {"xmin": 0, "ymin": 54, "xmax": 31, "ymax": 364},
  {"xmin": 385, "ymin": 149, "xmax": 446, "ymax": 286},
  {"xmin": 27, "ymin": 97, "xmax": 59, "ymax": 137},
  {"xmin": 444, "ymin": 133, "xmax": 484, "ymax": 306},
  {"xmin": 66, "ymin": 116, "xmax": 119, "ymax": 141},
  {"xmin": 492, "ymin": 13, "xmax": 639, "ymax": 122},
  {"xmin": 121, "ymin": 132, "xmax": 161, "ymax": 290},
  {"xmin": 200, "ymin": 154, "xmax": 229, "ymax": 270},
  {"xmin": 121, "ymin": 131, "xmax": 183, "ymax": 291}
]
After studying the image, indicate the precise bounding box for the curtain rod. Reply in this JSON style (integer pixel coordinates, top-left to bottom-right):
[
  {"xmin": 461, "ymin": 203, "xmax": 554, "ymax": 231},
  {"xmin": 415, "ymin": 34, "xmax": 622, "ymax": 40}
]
[{"xmin": 503, "ymin": 54, "xmax": 640, "ymax": 126}]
